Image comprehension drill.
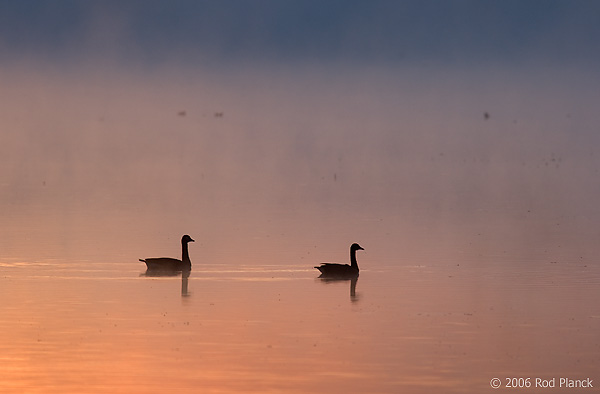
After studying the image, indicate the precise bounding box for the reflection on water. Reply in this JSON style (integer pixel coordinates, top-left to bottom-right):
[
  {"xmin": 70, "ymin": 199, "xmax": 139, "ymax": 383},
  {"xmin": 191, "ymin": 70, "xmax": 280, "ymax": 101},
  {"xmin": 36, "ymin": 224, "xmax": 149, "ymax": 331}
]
[
  {"xmin": 181, "ymin": 269, "xmax": 191, "ymax": 297},
  {"xmin": 140, "ymin": 269, "xmax": 192, "ymax": 297},
  {"xmin": 318, "ymin": 276, "xmax": 360, "ymax": 302}
]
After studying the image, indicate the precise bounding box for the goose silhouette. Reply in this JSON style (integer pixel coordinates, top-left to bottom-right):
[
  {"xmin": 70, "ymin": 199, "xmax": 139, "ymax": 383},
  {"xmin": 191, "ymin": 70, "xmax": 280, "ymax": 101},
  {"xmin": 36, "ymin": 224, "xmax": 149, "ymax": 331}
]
[
  {"xmin": 315, "ymin": 243, "xmax": 363, "ymax": 278},
  {"xmin": 140, "ymin": 235, "xmax": 194, "ymax": 272}
]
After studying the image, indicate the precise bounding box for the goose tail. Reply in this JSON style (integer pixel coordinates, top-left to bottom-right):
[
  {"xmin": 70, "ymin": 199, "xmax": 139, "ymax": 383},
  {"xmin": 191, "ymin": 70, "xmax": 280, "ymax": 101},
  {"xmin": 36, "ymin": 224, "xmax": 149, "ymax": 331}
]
[{"xmin": 139, "ymin": 259, "xmax": 146, "ymax": 263}]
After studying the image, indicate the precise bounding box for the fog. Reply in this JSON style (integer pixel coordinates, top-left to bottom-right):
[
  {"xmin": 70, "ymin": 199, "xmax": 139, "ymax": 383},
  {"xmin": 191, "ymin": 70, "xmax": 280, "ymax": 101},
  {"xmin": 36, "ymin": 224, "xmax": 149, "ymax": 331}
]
[{"xmin": 1, "ymin": 60, "xmax": 599, "ymax": 263}]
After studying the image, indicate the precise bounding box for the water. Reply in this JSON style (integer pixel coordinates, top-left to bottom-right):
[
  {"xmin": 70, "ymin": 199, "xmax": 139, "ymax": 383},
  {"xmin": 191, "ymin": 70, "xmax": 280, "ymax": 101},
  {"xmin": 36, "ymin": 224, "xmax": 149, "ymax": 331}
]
[
  {"xmin": 1, "ymin": 225, "xmax": 598, "ymax": 393},
  {"xmin": 1, "ymin": 65, "xmax": 600, "ymax": 392}
]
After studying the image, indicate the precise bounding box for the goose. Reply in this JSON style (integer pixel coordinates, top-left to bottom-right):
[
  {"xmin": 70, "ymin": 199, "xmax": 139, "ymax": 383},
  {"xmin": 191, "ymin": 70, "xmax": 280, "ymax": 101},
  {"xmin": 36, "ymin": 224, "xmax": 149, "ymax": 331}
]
[
  {"xmin": 315, "ymin": 243, "xmax": 363, "ymax": 278},
  {"xmin": 140, "ymin": 235, "xmax": 194, "ymax": 272}
]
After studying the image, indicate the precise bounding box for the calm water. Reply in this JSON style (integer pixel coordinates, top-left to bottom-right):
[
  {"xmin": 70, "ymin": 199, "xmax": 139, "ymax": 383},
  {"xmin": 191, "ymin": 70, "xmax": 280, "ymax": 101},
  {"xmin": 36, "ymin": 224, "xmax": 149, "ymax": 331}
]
[
  {"xmin": 2, "ymin": 66, "xmax": 600, "ymax": 392},
  {"xmin": 1, "ymin": 223, "xmax": 599, "ymax": 393}
]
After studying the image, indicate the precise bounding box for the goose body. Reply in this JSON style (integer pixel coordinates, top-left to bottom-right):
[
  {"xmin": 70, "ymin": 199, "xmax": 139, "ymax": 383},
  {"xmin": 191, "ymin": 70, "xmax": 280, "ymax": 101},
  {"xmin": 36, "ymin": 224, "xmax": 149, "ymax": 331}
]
[
  {"xmin": 142, "ymin": 257, "xmax": 187, "ymax": 271},
  {"xmin": 140, "ymin": 235, "xmax": 194, "ymax": 272},
  {"xmin": 315, "ymin": 243, "xmax": 363, "ymax": 278}
]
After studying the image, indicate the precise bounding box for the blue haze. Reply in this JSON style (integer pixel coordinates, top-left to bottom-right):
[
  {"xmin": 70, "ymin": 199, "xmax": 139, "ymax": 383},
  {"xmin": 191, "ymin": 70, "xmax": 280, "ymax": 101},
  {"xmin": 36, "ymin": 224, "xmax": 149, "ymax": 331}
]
[{"xmin": 0, "ymin": 1, "xmax": 599, "ymax": 66}]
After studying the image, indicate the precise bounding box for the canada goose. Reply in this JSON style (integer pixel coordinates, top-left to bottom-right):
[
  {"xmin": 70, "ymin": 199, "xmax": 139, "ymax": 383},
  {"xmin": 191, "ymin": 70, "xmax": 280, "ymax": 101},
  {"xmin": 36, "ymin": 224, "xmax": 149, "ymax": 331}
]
[
  {"xmin": 140, "ymin": 235, "xmax": 194, "ymax": 272},
  {"xmin": 315, "ymin": 243, "xmax": 363, "ymax": 278}
]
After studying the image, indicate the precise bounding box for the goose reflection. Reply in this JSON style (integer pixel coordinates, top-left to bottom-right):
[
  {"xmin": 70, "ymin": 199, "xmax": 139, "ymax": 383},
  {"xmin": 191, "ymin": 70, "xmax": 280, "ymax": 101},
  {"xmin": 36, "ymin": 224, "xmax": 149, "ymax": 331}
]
[
  {"xmin": 318, "ymin": 275, "xmax": 360, "ymax": 302},
  {"xmin": 181, "ymin": 269, "xmax": 190, "ymax": 297},
  {"xmin": 140, "ymin": 267, "xmax": 192, "ymax": 297}
]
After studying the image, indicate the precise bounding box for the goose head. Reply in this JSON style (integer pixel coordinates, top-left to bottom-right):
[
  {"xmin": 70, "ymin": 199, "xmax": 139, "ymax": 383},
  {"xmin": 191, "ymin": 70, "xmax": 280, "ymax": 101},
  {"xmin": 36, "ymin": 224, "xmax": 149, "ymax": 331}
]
[
  {"xmin": 351, "ymin": 243, "xmax": 364, "ymax": 251},
  {"xmin": 182, "ymin": 234, "xmax": 195, "ymax": 244}
]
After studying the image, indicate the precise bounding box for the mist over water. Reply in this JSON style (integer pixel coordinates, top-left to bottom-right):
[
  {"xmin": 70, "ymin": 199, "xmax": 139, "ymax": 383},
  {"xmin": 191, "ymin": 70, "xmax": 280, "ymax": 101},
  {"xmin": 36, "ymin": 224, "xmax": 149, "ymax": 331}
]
[{"xmin": 2, "ymin": 61, "xmax": 600, "ymax": 263}]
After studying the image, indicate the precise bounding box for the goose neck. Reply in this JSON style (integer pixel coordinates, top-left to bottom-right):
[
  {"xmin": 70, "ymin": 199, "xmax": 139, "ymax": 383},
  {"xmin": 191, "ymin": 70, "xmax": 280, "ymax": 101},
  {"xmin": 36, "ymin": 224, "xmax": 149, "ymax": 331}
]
[
  {"xmin": 350, "ymin": 248, "xmax": 359, "ymax": 270},
  {"xmin": 182, "ymin": 242, "xmax": 191, "ymax": 263}
]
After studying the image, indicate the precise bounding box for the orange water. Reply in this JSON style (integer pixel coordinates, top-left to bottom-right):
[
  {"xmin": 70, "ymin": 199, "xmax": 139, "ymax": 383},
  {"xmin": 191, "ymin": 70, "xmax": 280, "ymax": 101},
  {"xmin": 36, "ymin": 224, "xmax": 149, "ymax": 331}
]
[{"xmin": 1, "ymin": 222, "xmax": 599, "ymax": 393}]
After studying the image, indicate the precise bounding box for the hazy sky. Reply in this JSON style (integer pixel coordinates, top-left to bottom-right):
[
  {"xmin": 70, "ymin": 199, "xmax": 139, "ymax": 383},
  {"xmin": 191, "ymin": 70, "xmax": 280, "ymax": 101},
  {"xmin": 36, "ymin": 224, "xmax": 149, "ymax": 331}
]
[{"xmin": 1, "ymin": 1, "xmax": 600, "ymax": 67}]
